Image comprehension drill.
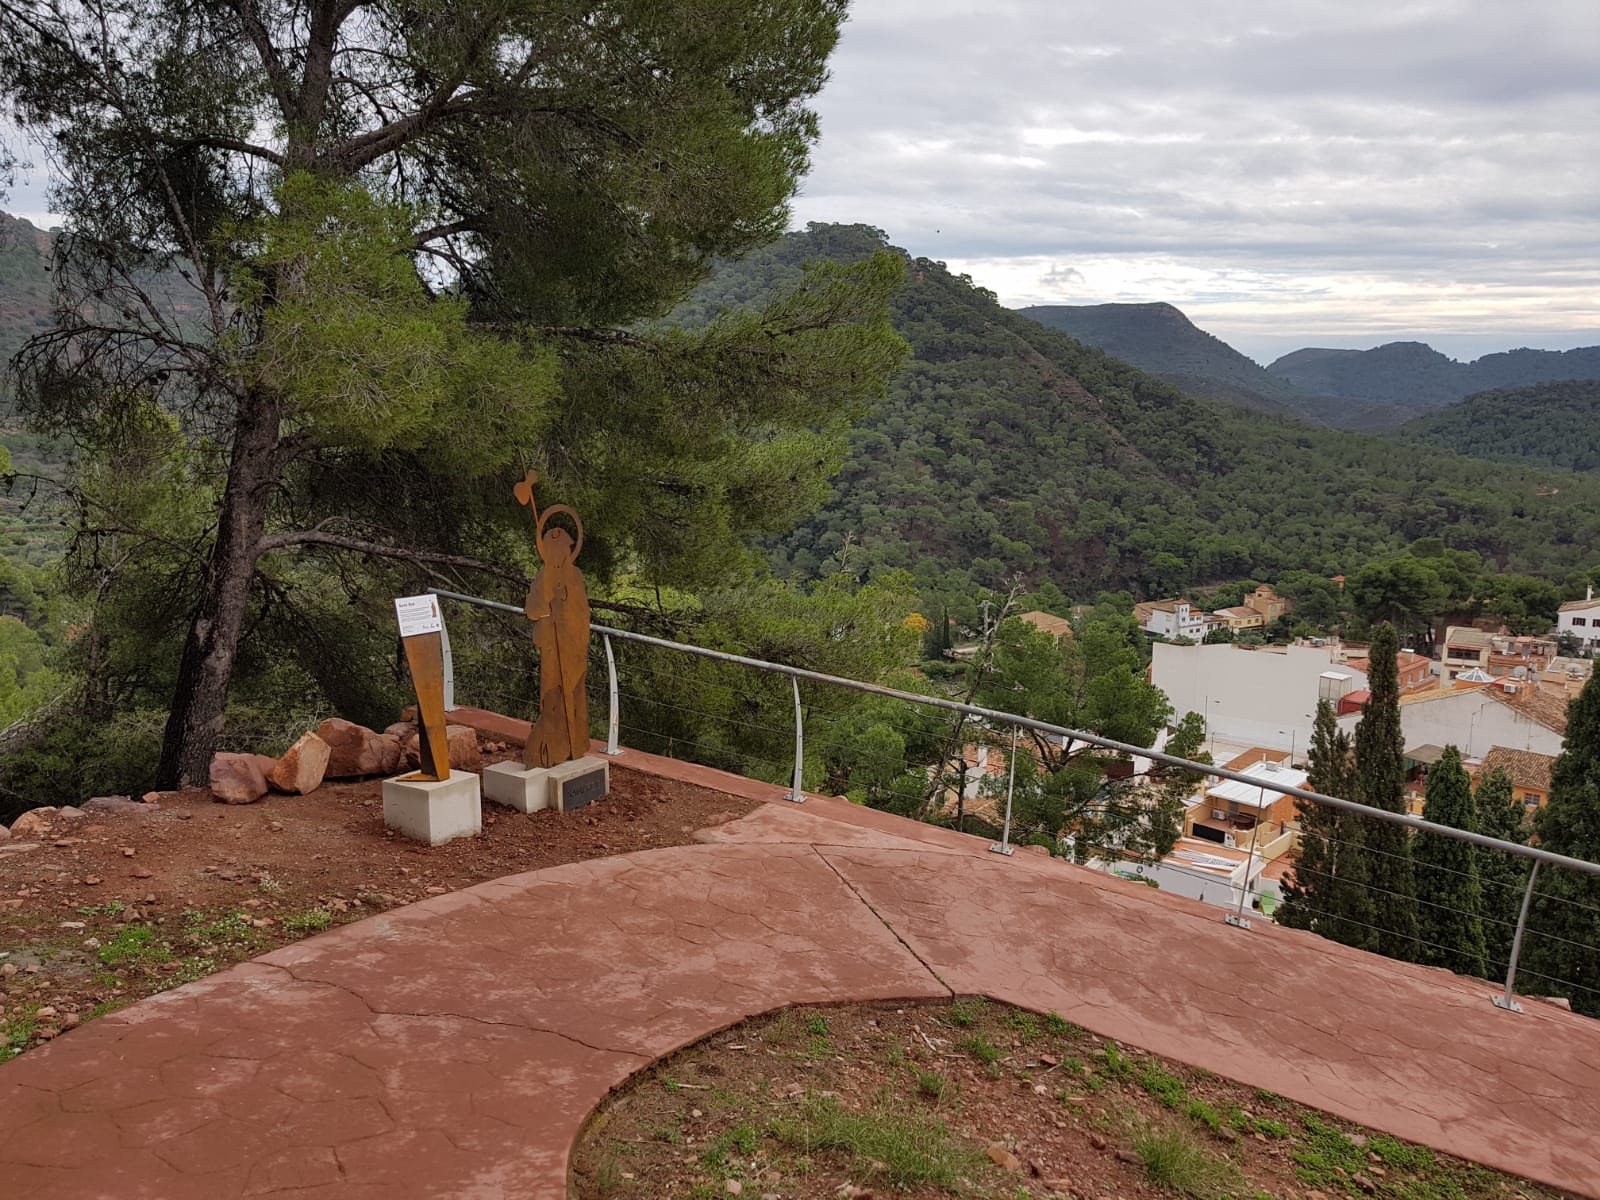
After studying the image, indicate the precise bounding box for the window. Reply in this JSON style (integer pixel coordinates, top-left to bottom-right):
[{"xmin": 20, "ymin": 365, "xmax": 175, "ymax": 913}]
[{"xmin": 1574, "ymin": 617, "xmax": 1588, "ymax": 627}]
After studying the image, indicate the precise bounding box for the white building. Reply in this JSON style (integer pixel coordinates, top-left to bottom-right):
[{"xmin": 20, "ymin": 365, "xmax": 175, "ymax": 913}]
[
  {"xmin": 1335, "ymin": 682, "xmax": 1566, "ymax": 761},
  {"xmin": 1138, "ymin": 600, "xmax": 1216, "ymax": 642},
  {"xmin": 1151, "ymin": 642, "xmax": 1368, "ymax": 761},
  {"xmin": 1557, "ymin": 590, "xmax": 1600, "ymax": 648}
]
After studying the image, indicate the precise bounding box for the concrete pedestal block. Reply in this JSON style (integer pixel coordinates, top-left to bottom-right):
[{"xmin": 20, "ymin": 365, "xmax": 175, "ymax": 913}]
[
  {"xmin": 483, "ymin": 757, "xmax": 610, "ymax": 814},
  {"xmin": 382, "ymin": 770, "xmax": 482, "ymax": 846},
  {"xmin": 483, "ymin": 760, "xmax": 553, "ymax": 813},
  {"xmin": 547, "ymin": 756, "xmax": 609, "ymax": 812}
]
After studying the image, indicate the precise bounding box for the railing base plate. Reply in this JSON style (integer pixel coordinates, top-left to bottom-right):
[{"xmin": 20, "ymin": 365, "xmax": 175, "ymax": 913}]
[
  {"xmin": 599, "ymin": 748, "xmax": 625, "ymax": 757},
  {"xmin": 1224, "ymin": 914, "xmax": 1252, "ymax": 930},
  {"xmin": 784, "ymin": 793, "xmax": 806, "ymax": 804},
  {"xmin": 988, "ymin": 843, "xmax": 1014, "ymax": 856},
  {"xmin": 1492, "ymin": 995, "xmax": 1524, "ymax": 1014}
]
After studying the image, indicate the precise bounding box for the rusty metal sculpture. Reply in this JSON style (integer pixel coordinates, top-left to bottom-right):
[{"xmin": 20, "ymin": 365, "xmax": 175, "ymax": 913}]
[{"xmin": 514, "ymin": 470, "xmax": 591, "ymax": 767}]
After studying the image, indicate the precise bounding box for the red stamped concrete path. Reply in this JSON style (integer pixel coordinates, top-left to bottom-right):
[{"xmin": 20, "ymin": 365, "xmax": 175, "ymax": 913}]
[{"xmin": 3, "ymin": 749, "xmax": 1599, "ymax": 1199}]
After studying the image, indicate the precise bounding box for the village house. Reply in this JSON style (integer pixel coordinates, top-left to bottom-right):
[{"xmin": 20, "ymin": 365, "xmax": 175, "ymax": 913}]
[
  {"xmin": 1477, "ymin": 746, "xmax": 1557, "ymax": 811},
  {"xmin": 1337, "ymin": 676, "xmax": 1567, "ymax": 761},
  {"xmin": 1212, "ymin": 605, "xmax": 1266, "ymax": 632},
  {"xmin": 1345, "ymin": 648, "xmax": 1435, "ymax": 693},
  {"xmin": 1243, "ymin": 584, "xmax": 1292, "ymax": 622},
  {"xmin": 1135, "ymin": 599, "xmax": 1217, "ymax": 641},
  {"xmin": 1556, "ymin": 589, "xmax": 1600, "ymax": 649}
]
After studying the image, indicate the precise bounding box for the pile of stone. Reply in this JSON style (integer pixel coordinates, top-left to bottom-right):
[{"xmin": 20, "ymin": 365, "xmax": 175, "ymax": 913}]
[
  {"xmin": 0, "ymin": 794, "xmax": 159, "ymax": 850},
  {"xmin": 208, "ymin": 718, "xmax": 484, "ymax": 804}
]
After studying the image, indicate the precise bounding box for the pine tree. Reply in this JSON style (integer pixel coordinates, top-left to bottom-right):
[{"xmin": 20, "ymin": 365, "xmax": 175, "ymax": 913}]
[
  {"xmin": 1278, "ymin": 699, "xmax": 1378, "ymax": 946},
  {"xmin": 1351, "ymin": 621, "xmax": 1420, "ymax": 960},
  {"xmin": 1412, "ymin": 746, "xmax": 1488, "ymax": 977},
  {"xmin": 1473, "ymin": 767, "xmax": 1529, "ymax": 980},
  {"xmin": 1526, "ymin": 673, "xmax": 1600, "ymax": 1016}
]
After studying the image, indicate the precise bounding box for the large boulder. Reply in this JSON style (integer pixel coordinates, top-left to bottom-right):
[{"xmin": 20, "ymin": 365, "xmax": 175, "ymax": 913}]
[
  {"xmin": 318, "ymin": 719, "xmax": 403, "ymax": 778},
  {"xmin": 402, "ymin": 724, "xmax": 482, "ymax": 773},
  {"xmin": 210, "ymin": 754, "xmax": 275, "ymax": 804},
  {"xmin": 9, "ymin": 807, "xmax": 58, "ymax": 840},
  {"xmin": 0, "ymin": 822, "xmax": 9, "ymax": 846},
  {"xmin": 268, "ymin": 732, "xmax": 331, "ymax": 795}
]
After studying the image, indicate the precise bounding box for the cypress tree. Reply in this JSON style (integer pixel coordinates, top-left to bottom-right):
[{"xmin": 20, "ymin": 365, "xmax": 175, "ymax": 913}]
[
  {"xmin": 1526, "ymin": 674, "xmax": 1600, "ymax": 1016},
  {"xmin": 1279, "ymin": 700, "xmax": 1378, "ymax": 947},
  {"xmin": 1413, "ymin": 746, "xmax": 1488, "ymax": 977},
  {"xmin": 1351, "ymin": 622, "xmax": 1420, "ymax": 960},
  {"xmin": 1473, "ymin": 767, "xmax": 1529, "ymax": 979}
]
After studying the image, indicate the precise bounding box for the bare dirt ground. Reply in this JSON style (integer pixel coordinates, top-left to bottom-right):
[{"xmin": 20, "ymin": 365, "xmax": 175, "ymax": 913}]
[
  {"xmin": 0, "ymin": 760, "xmax": 755, "ymax": 1060},
  {"xmin": 571, "ymin": 999, "xmax": 1573, "ymax": 1200}
]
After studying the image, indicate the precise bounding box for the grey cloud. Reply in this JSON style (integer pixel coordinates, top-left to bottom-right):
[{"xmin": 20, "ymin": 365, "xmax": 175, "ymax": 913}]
[{"xmin": 794, "ymin": 0, "xmax": 1600, "ymax": 354}]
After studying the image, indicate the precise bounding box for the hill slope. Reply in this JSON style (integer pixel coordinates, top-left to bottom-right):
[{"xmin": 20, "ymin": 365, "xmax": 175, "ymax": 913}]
[
  {"xmin": 1269, "ymin": 340, "xmax": 1600, "ymax": 419},
  {"xmin": 1403, "ymin": 380, "xmax": 1600, "ymax": 473},
  {"xmin": 0, "ymin": 212, "xmax": 54, "ymax": 403},
  {"xmin": 681, "ymin": 225, "xmax": 1600, "ymax": 599},
  {"xmin": 1018, "ymin": 301, "xmax": 1324, "ymax": 421}
]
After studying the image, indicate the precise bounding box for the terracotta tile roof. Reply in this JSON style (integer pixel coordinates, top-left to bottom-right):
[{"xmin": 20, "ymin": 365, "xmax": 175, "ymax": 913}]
[
  {"xmin": 1558, "ymin": 598, "xmax": 1600, "ymax": 612},
  {"xmin": 1479, "ymin": 746, "xmax": 1556, "ymax": 794},
  {"xmin": 1488, "ymin": 685, "xmax": 1571, "ymax": 735},
  {"xmin": 1019, "ymin": 610, "xmax": 1073, "ymax": 639},
  {"xmin": 1214, "ymin": 606, "xmax": 1260, "ymax": 620}
]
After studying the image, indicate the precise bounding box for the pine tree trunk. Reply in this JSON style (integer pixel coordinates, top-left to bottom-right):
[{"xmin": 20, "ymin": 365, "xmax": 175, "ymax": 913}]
[{"xmin": 153, "ymin": 394, "xmax": 281, "ymax": 788}]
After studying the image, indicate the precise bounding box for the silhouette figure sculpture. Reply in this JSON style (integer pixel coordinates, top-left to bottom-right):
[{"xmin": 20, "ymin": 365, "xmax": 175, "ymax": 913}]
[{"xmin": 514, "ymin": 470, "xmax": 591, "ymax": 768}]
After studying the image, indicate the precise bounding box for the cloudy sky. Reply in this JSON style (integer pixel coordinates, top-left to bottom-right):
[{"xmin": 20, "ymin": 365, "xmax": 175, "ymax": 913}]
[{"xmin": 790, "ymin": 0, "xmax": 1600, "ymax": 363}]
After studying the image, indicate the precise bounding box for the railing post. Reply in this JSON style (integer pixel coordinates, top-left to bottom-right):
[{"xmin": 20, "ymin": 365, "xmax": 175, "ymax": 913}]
[
  {"xmin": 601, "ymin": 634, "xmax": 623, "ymax": 757},
  {"xmin": 439, "ymin": 609, "xmax": 456, "ymax": 712},
  {"xmin": 1493, "ymin": 861, "xmax": 1541, "ymax": 1013},
  {"xmin": 990, "ymin": 725, "xmax": 1018, "ymax": 856},
  {"xmin": 786, "ymin": 676, "xmax": 805, "ymax": 803}
]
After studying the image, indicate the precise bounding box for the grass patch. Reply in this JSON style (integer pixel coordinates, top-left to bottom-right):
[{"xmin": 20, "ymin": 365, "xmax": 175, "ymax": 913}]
[
  {"xmin": 1006, "ymin": 1009, "xmax": 1041, "ymax": 1040},
  {"xmin": 1370, "ymin": 1134, "xmax": 1433, "ymax": 1172},
  {"xmin": 1183, "ymin": 1098, "xmax": 1224, "ymax": 1134},
  {"xmin": 770, "ymin": 1094, "xmax": 983, "ymax": 1188},
  {"xmin": 282, "ymin": 908, "xmax": 333, "ymax": 934},
  {"xmin": 1293, "ymin": 1115, "xmax": 1365, "ymax": 1187},
  {"xmin": 97, "ymin": 925, "xmax": 167, "ymax": 968},
  {"xmin": 77, "ymin": 901, "xmax": 126, "ymax": 918},
  {"xmin": 959, "ymin": 1034, "xmax": 1003, "ymax": 1065},
  {"xmin": 1133, "ymin": 1125, "xmax": 1241, "ymax": 1198},
  {"xmin": 1098, "ymin": 1042, "xmax": 1133, "ymax": 1080},
  {"xmin": 914, "ymin": 1068, "xmax": 947, "ymax": 1099},
  {"xmin": 947, "ymin": 998, "xmax": 987, "ymax": 1027},
  {"xmin": 1043, "ymin": 1010, "xmax": 1080, "ymax": 1038},
  {"xmin": 699, "ymin": 1122, "xmax": 760, "ymax": 1174},
  {"xmin": 1, "ymin": 1007, "xmax": 39, "ymax": 1063},
  {"xmin": 1140, "ymin": 1064, "xmax": 1189, "ymax": 1109},
  {"xmin": 806, "ymin": 1015, "xmax": 829, "ymax": 1036},
  {"xmin": 184, "ymin": 909, "xmax": 260, "ymax": 949}
]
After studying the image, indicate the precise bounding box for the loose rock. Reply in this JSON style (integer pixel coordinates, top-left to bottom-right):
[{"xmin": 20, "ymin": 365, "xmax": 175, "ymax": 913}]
[
  {"xmin": 987, "ymin": 1143, "xmax": 1022, "ymax": 1171},
  {"xmin": 9, "ymin": 807, "xmax": 58, "ymax": 840},
  {"xmin": 209, "ymin": 754, "xmax": 274, "ymax": 805},
  {"xmin": 318, "ymin": 718, "xmax": 403, "ymax": 778},
  {"xmin": 269, "ymin": 731, "xmax": 332, "ymax": 795},
  {"xmin": 83, "ymin": 796, "xmax": 154, "ymax": 815}
]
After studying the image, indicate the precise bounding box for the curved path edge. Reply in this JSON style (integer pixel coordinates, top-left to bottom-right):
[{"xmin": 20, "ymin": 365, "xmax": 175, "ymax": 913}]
[{"xmin": 1, "ymin": 789, "xmax": 1598, "ymax": 1198}]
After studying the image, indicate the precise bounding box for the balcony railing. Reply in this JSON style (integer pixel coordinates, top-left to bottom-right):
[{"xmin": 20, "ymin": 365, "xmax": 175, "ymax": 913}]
[{"xmin": 425, "ymin": 588, "xmax": 1600, "ymax": 1018}]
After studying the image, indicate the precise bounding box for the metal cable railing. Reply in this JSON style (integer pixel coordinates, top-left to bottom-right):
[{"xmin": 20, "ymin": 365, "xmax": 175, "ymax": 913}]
[{"xmin": 426, "ymin": 587, "xmax": 1600, "ymax": 1016}]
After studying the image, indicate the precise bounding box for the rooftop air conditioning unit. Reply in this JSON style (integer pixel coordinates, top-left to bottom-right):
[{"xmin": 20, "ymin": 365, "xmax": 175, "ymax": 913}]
[{"xmin": 1211, "ymin": 809, "xmax": 1227, "ymax": 821}]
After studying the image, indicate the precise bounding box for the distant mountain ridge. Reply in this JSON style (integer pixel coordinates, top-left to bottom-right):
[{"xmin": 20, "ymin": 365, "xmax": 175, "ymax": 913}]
[
  {"xmin": 1017, "ymin": 302, "xmax": 1326, "ymax": 422},
  {"xmin": 1269, "ymin": 340, "xmax": 1600, "ymax": 416}
]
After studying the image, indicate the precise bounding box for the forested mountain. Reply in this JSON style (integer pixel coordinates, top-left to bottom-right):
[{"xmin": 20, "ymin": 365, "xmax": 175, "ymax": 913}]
[
  {"xmin": 1269, "ymin": 341, "xmax": 1600, "ymax": 420},
  {"xmin": 1402, "ymin": 380, "xmax": 1600, "ymax": 473},
  {"xmin": 1017, "ymin": 301, "xmax": 1324, "ymax": 422},
  {"xmin": 0, "ymin": 212, "xmax": 53, "ymax": 403},
  {"xmin": 681, "ymin": 224, "xmax": 1600, "ymax": 604}
]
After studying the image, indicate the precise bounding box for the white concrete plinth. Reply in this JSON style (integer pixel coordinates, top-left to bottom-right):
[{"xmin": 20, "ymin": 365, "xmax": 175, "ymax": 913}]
[
  {"xmin": 382, "ymin": 770, "xmax": 482, "ymax": 846},
  {"xmin": 483, "ymin": 760, "xmax": 553, "ymax": 813},
  {"xmin": 483, "ymin": 757, "xmax": 610, "ymax": 814}
]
